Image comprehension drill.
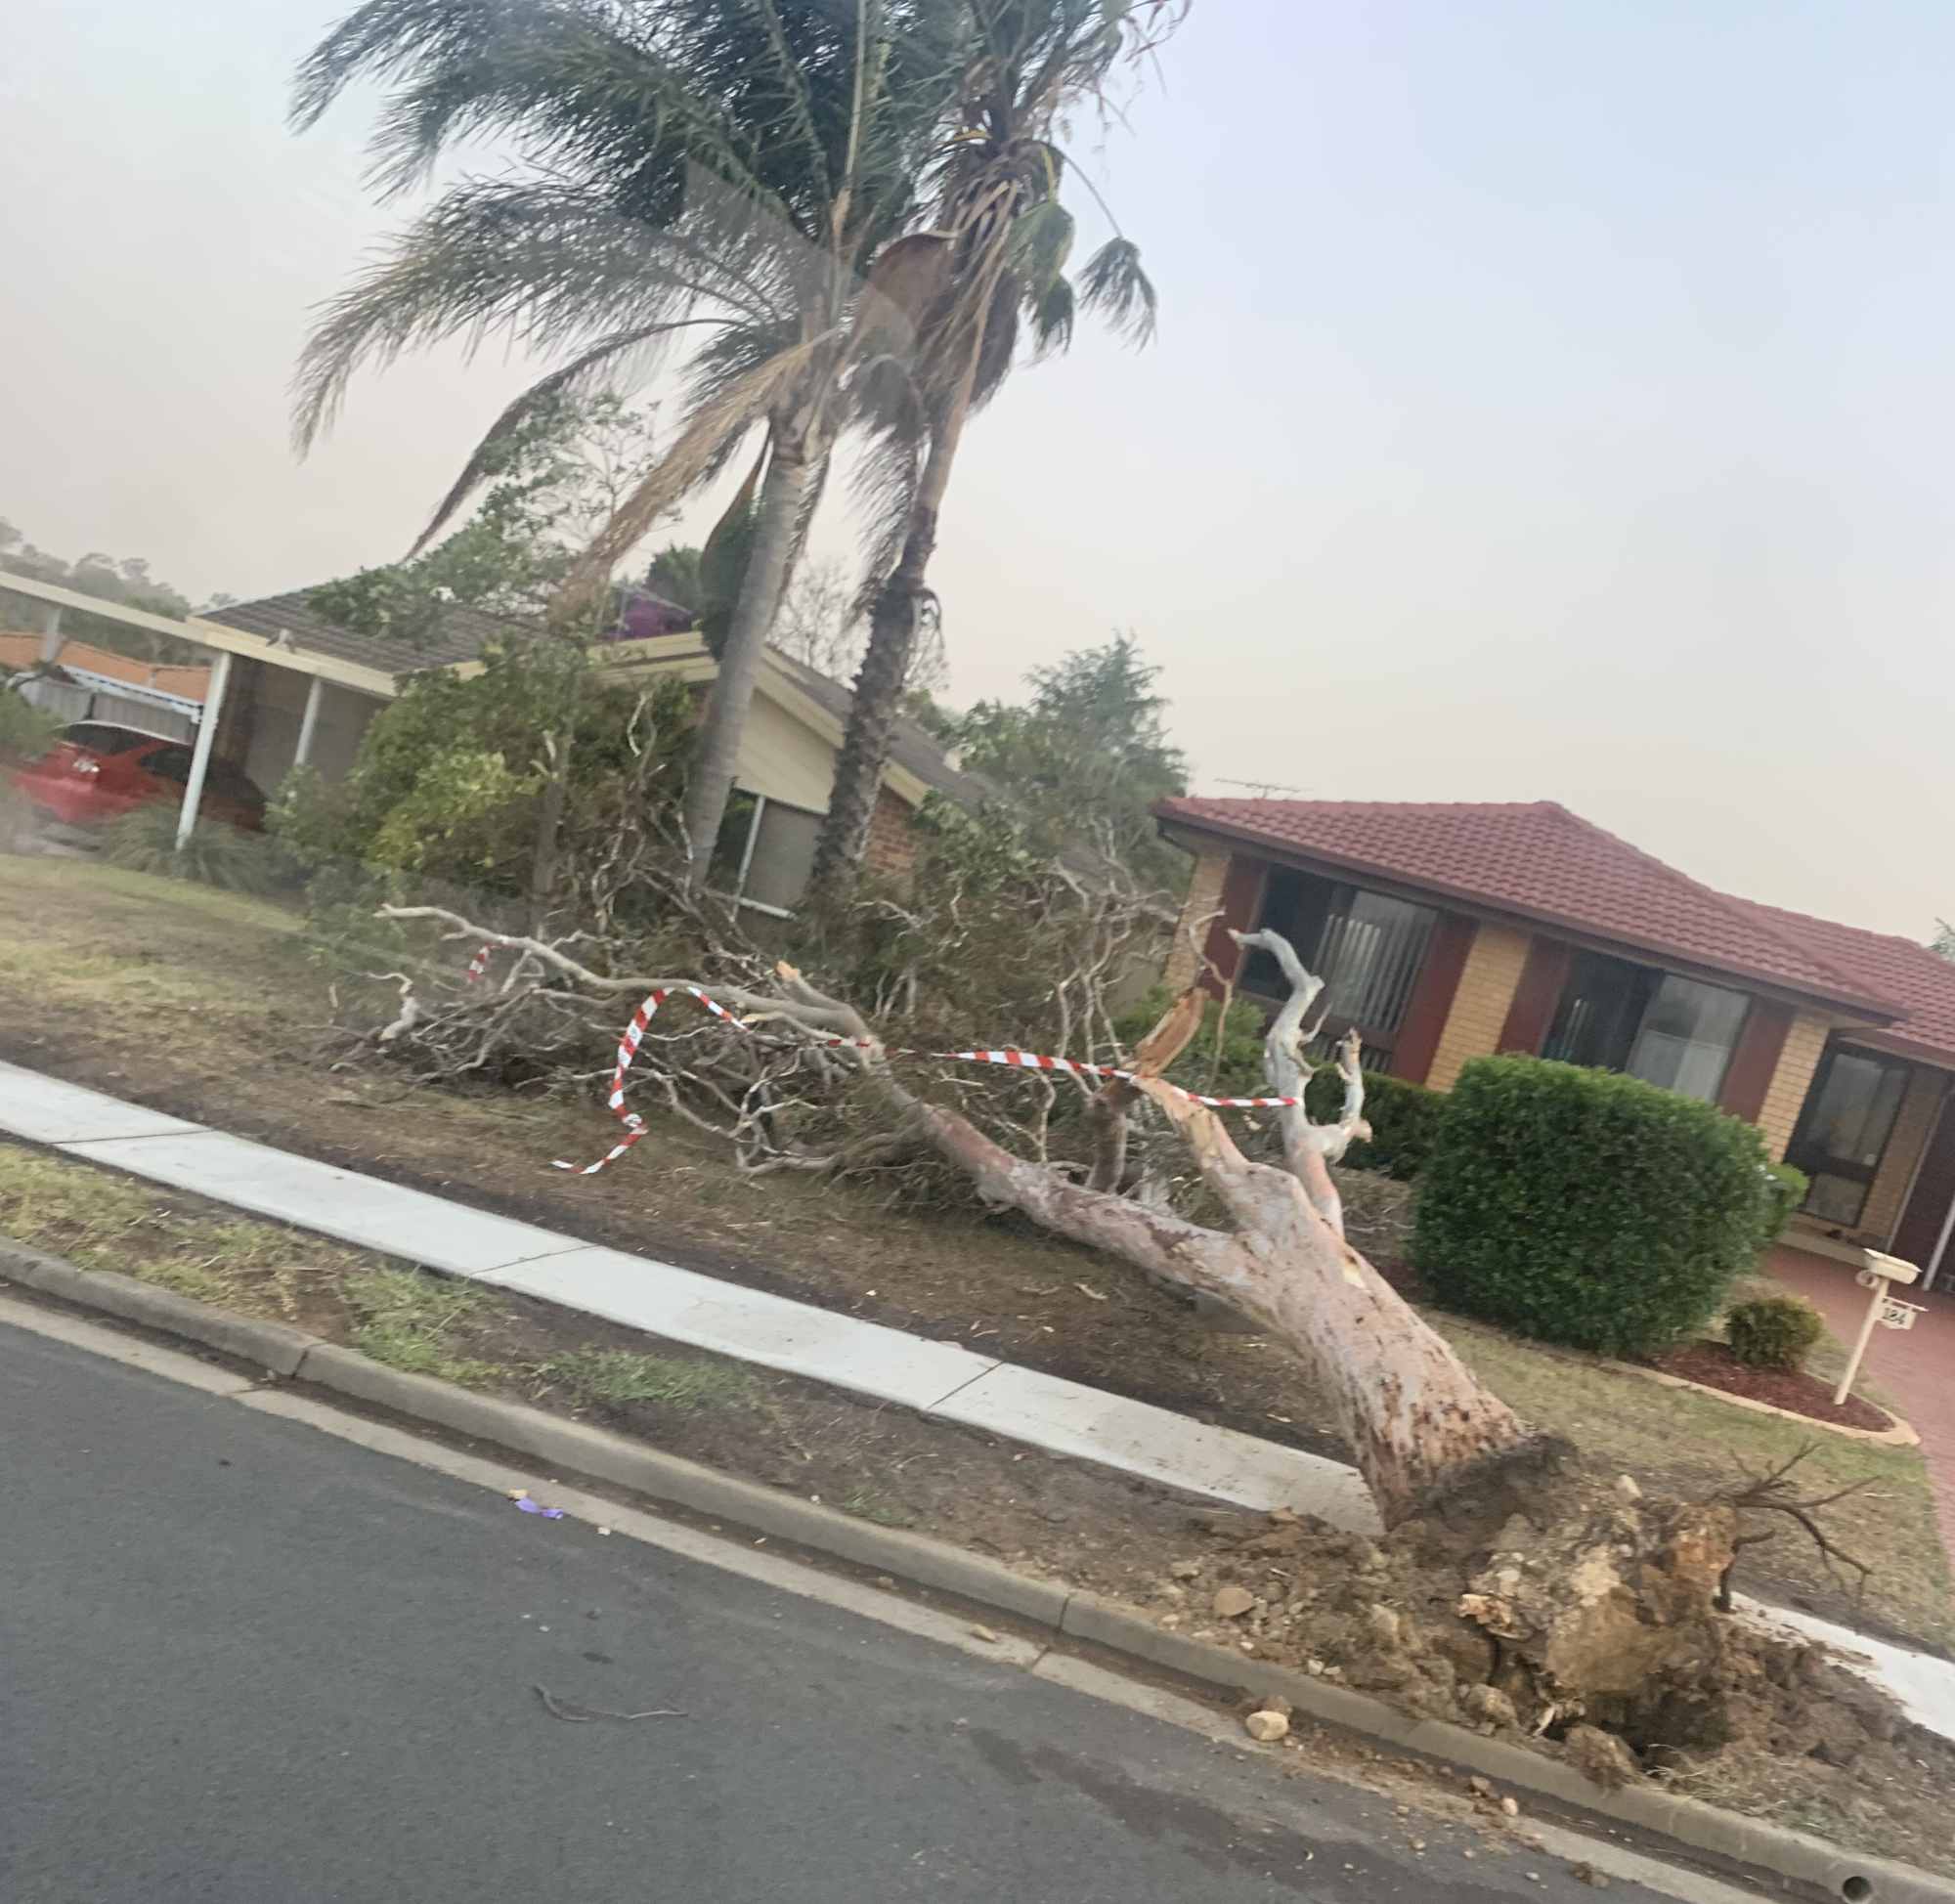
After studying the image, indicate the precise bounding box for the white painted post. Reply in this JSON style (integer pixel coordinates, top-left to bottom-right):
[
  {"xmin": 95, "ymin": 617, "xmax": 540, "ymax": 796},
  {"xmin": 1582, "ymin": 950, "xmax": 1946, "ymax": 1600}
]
[
  {"xmin": 175, "ymin": 648, "xmax": 233, "ymax": 849},
  {"xmin": 293, "ymin": 674, "xmax": 325, "ymax": 769},
  {"xmin": 36, "ymin": 602, "xmax": 62, "ymax": 664},
  {"xmin": 1834, "ymin": 1274, "xmax": 1888, "ymax": 1407}
]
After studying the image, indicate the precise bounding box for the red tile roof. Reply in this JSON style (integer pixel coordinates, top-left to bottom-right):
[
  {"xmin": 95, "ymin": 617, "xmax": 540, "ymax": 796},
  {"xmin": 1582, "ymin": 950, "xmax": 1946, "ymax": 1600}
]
[
  {"xmin": 0, "ymin": 631, "xmax": 210, "ymax": 702},
  {"xmin": 1734, "ymin": 901, "xmax": 1955, "ymax": 1065},
  {"xmin": 1154, "ymin": 797, "xmax": 1914, "ymax": 1022}
]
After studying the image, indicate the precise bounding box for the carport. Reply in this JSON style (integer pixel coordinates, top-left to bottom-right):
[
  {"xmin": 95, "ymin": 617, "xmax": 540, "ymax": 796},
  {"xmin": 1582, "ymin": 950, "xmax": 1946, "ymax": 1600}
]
[{"xmin": 0, "ymin": 568, "xmax": 394, "ymax": 844}]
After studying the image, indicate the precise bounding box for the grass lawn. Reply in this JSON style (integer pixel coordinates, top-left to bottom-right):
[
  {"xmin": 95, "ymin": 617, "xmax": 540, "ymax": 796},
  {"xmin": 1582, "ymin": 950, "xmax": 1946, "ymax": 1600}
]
[{"xmin": 2, "ymin": 852, "xmax": 1949, "ymax": 1648}]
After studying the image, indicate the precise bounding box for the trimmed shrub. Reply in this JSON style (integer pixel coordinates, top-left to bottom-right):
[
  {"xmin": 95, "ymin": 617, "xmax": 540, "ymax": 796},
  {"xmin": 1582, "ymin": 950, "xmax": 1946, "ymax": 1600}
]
[
  {"xmin": 1307, "ymin": 1066, "xmax": 1448, "ymax": 1183},
  {"xmin": 1412, "ymin": 1056, "xmax": 1777, "ymax": 1356},
  {"xmin": 1724, "ymin": 1294, "xmax": 1826, "ymax": 1371}
]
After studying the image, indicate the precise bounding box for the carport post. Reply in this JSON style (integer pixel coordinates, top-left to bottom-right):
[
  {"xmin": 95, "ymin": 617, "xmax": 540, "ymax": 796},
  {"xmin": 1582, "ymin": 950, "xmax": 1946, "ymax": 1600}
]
[
  {"xmin": 175, "ymin": 648, "xmax": 234, "ymax": 849},
  {"xmin": 293, "ymin": 674, "xmax": 324, "ymax": 768}
]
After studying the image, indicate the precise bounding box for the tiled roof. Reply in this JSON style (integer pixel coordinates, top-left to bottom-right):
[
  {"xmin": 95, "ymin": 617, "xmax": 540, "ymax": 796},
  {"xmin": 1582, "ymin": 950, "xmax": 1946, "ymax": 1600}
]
[
  {"xmin": 1154, "ymin": 797, "xmax": 1901, "ymax": 1018},
  {"xmin": 203, "ymin": 587, "xmax": 522, "ymax": 677},
  {"xmin": 1736, "ymin": 901, "xmax": 1955, "ymax": 1064},
  {"xmin": 0, "ymin": 631, "xmax": 211, "ymax": 702}
]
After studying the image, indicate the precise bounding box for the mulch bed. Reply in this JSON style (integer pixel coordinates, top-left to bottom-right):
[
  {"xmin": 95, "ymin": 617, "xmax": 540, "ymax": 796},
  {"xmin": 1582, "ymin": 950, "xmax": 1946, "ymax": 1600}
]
[{"xmin": 1648, "ymin": 1341, "xmax": 1892, "ymax": 1432}]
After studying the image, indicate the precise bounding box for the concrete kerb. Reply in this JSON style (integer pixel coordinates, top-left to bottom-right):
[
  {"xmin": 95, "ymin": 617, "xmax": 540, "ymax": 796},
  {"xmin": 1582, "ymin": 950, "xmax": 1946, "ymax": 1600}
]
[
  {"xmin": 0, "ymin": 1240, "xmax": 315, "ymax": 1375},
  {"xmin": 8, "ymin": 1244, "xmax": 1955, "ymax": 1904}
]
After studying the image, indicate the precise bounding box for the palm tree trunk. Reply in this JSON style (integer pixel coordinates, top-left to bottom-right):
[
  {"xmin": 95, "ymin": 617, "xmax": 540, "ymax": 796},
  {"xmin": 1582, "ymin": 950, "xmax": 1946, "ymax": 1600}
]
[
  {"xmin": 809, "ymin": 384, "xmax": 973, "ymax": 895},
  {"xmin": 679, "ymin": 435, "xmax": 812, "ymax": 883}
]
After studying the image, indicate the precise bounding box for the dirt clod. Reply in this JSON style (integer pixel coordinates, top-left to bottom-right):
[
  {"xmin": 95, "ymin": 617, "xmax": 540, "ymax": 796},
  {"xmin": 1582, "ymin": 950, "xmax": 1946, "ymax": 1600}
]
[
  {"xmin": 1211, "ymin": 1584, "xmax": 1256, "ymax": 1618},
  {"xmin": 1565, "ymin": 1724, "xmax": 1642, "ymax": 1791},
  {"xmin": 1244, "ymin": 1709, "xmax": 1290, "ymax": 1743}
]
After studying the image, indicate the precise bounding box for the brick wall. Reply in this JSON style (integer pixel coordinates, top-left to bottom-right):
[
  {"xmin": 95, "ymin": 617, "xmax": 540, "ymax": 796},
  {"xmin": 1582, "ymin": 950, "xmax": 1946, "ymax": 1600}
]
[
  {"xmin": 1423, "ymin": 924, "xmax": 1532, "ymax": 1093},
  {"xmin": 1163, "ymin": 849, "xmax": 1230, "ymax": 992},
  {"xmin": 864, "ymin": 786, "xmax": 919, "ymax": 882},
  {"xmin": 1860, "ymin": 1065, "xmax": 1947, "ymax": 1244},
  {"xmin": 1754, "ymin": 1013, "xmax": 1830, "ymax": 1163}
]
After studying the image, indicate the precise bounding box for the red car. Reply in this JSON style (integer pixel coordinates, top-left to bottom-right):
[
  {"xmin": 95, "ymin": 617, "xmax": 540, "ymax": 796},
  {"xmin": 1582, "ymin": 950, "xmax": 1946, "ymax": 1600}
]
[{"xmin": 13, "ymin": 721, "xmax": 267, "ymax": 832}]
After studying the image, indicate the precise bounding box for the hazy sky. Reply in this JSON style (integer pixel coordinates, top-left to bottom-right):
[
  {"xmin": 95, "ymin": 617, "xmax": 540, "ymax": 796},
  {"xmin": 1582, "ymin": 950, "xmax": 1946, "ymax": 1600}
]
[{"xmin": 4, "ymin": 1, "xmax": 1951, "ymax": 936}]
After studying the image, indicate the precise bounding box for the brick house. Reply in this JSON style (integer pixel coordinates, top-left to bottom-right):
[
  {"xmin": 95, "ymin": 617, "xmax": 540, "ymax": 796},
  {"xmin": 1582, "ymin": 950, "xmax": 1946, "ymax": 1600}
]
[{"xmin": 1156, "ymin": 798, "xmax": 1955, "ymax": 1285}]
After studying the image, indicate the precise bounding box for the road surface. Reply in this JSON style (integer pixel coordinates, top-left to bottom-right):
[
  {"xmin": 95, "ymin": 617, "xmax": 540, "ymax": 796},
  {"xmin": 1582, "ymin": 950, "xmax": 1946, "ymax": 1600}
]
[{"xmin": 1, "ymin": 1316, "xmax": 1712, "ymax": 1903}]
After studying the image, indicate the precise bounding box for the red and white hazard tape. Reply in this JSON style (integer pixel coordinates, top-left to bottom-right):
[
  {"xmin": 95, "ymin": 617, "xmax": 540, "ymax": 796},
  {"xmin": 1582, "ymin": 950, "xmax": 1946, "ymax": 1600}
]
[
  {"xmin": 548, "ymin": 987, "xmax": 1308, "ymax": 1178},
  {"xmin": 463, "ymin": 943, "xmax": 496, "ymax": 984}
]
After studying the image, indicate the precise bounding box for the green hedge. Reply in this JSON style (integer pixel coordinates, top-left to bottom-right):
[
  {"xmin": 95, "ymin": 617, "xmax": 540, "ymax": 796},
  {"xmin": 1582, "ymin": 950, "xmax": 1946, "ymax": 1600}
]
[
  {"xmin": 1304, "ymin": 1066, "xmax": 1447, "ymax": 1182},
  {"xmin": 1758, "ymin": 1159, "xmax": 1808, "ymax": 1252},
  {"xmin": 1411, "ymin": 1056, "xmax": 1778, "ymax": 1356}
]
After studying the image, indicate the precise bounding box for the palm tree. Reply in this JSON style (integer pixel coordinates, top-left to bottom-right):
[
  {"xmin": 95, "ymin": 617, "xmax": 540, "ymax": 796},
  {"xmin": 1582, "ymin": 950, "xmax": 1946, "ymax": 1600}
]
[
  {"xmin": 806, "ymin": 0, "xmax": 1182, "ymax": 895},
  {"xmin": 291, "ymin": 0, "xmax": 965, "ymax": 876}
]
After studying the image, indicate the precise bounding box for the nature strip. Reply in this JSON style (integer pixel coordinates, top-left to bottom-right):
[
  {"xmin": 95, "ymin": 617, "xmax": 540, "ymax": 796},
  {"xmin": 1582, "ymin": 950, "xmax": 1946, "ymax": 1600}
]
[{"xmin": 546, "ymin": 980, "xmax": 1310, "ymax": 1177}]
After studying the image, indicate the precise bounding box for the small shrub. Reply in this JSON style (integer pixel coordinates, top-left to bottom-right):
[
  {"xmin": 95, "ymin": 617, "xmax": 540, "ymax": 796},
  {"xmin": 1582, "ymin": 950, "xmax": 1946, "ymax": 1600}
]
[
  {"xmin": 0, "ymin": 685, "xmax": 60, "ymax": 762},
  {"xmin": 102, "ymin": 802, "xmax": 293, "ymax": 896},
  {"xmin": 1725, "ymin": 1294, "xmax": 1826, "ymax": 1371},
  {"xmin": 1412, "ymin": 1056, "xmax": 1776, "ymax": 1356}
]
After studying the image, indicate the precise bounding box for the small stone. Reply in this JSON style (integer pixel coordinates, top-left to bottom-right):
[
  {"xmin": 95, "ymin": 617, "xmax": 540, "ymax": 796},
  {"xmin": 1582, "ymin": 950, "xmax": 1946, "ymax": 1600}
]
[
  {"xmin": 1463, "ymin": 1850, "xmax": 1476, "ymax": 1861},
  {"xmin": 596, "ymin": 1526, "xmax": 612, "ymax": 1537},
  {"xmin": 1614, "ymin": 1473, "xmax": 1642, "ymax": 1501},
  {"xmin": 1500, "ymin": 1796, "xmax": 1521, "ymax": 1818},
  {"xmin": 1367, "ymin": 1604, "xmax": 1403, "ymax": 1647},
  {"xmin": 1212, "ymin": 1585, "xmax": 1256, "ymax": 1619},
  {"xmin": 1459, "ymin": 1684, "xmax": 1520, "ymax": 1733},
  {"xmin": 1468, "ymin": 1776, "xmax": 1493, "ymax": 1797},
  {"xmin": 1169, "ymin": 1560, "xmax": 1202, "ymax": 1579},
  {"xmin": 1566, "ymin": 1724, "xmax": 1642, "ymax": 1792},
  {"xmin": 1411, "ymin": 1839, "xmax": 1426, "ymax": 1853},
  {"xmin": 1571, "ymin": 1862, "xmax": 1609, "ymax": 1888},
  {"xmin": 969, "ymin": 1625, "xmax": 1001, "ymax": 1644},
  {"xmin": 1244, "ymin": 1709, "xmax": 1290, "ymax": 1743},
  {"xmin": 875, "ymin": 1575, "xmax": 895, "ymax": 1587},
  {"xmin": 1306, "ymin": 1659, "xmax": 1325, "ymax": 1675}
]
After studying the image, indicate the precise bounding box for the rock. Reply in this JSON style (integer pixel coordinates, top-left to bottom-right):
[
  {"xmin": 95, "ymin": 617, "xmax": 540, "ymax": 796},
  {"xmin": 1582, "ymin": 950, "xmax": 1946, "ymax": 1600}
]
[
  {"xmin": 1244, "ymin": 1709, "xmax": 1290, "ymax": 1743},
  {"xmin": 1458, "ymin": 1684, "xmax": 1521, "ymax": 1732},
  {"xmin": 1565, "ymin": 1724, "xmax": 1642, "ymax": 1792},
  {"xmin": 1169, "ymin": 1560, "xmax": 1202, "ymax": 1579},
  {"xmin": 1614, "ymin": 1475, "xmax": 1642, "ymax": 1502},
  {"xmin": 1500, "ymin": 1796, "xmax": 1521, "ymax": 1818},
  {"xmin": 1571, "ymin": 1861, "xmax": 1609, "ymax": 1888},
  {"xmin": 1366, "ymin": 1604, "xmax": 1403, "ymax": 1648},
  {"xmin": 1212, "ymin": 1585, "xmax": 1256, "ymax": 1619},
  {"xmin": 968, "ymin": 1625, "xmax": 1001, "ymax": 1644}
]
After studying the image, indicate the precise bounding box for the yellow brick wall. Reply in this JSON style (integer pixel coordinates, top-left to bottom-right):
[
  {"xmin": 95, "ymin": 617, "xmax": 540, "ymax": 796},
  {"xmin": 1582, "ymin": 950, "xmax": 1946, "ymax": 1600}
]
[
  {"xmin": 1859, "ymin": 1065, "xmax": 1946, "ymax": 1244},
  {"xmin": 1163, "ymin": 849, "xmax": 1230, "ymax": 991},
  {"xmin": 1754, "ymin": 1013, "xmax": 1830, "ymax": 1163},
  {"xmin": 1424, "ymin": 925, "xmax": 1532, "ymax": 1094}
]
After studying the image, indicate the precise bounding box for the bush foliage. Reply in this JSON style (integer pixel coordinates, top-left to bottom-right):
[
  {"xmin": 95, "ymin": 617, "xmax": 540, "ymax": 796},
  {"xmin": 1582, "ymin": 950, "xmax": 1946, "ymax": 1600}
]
[
  {"xmin": 1412, "ymin": 1056, "xmax": 1779, "ymax": 1356},
  {"xmin": 1758, "ymin": 1160, "xmax": 1809, "ymax": 1251},
  {"xmin": 102, "ymin": 803, "xmax": 293, "ymax": 897},
  {"xmin": 1724, "ymin": 1294, "xmax": 1826, "ymax": 1371},
  {"xmin": 1109, "ymin": 985, "xmax": 1446, "ymax": 1182}
]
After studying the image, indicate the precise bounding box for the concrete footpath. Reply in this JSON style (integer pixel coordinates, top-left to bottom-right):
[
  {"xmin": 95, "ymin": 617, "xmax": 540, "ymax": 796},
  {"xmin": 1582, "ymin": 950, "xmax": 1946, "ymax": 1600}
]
[
  {"xmin": 7, "ymin": 1058, "xmax": 1955, "ymax": 1742},
  {"xmin": 0, "ymin": 1060, "xmax": 1374, "ymax": 1529}
]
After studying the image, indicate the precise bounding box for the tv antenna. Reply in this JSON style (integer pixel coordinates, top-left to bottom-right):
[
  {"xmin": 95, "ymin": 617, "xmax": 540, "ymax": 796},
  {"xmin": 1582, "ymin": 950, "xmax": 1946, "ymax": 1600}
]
[{"xmin": 1217, "ymin": 777, "xmax": 1307, "ymax": 800}]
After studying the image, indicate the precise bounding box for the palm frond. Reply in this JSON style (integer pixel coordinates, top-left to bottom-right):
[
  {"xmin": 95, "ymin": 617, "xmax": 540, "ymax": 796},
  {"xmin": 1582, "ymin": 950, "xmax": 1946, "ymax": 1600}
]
[
  {"xmin": 970, "ymin": 273, "xmax": 1021, "ymax": 410},
  {"xmin": 1026, "ymin": 272, "xmax": 1076, "ymax": 358},
  {"xmin": 1007, "ymin": 195, "xmax": 1075, "ymax": 292},
  {"xmin": 412, "ymin": 321, "xmax": 716, "ymax": 554},
  {"xmin": 559, "ymin": 330, "xmax": 835, "ymax": 607},
  {"xmin": 290, "ymin": 179, "xmax": 775, "ymax": 450},
  {"xmin": 1078, "ymin": 234, "xmax": 1156, "ymax": 346}
]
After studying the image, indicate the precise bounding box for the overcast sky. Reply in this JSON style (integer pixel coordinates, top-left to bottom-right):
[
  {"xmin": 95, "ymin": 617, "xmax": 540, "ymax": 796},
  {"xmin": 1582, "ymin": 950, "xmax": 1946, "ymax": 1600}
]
[{"xmin": 3, "ymin": 1, "xmax": 1951, "ymax": 936}]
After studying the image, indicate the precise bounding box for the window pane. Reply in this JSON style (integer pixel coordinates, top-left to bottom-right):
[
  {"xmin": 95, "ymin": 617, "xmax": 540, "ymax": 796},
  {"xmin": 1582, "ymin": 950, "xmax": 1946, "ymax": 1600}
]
[
  {"xmin": 1315, "ymin": 889, "xmax": 1434, "ymax": 1037},
  {"xmin": 1803, "ymin": 1053, "xmax": 1907, "ymax": 1172},
  {"xmin": 742, "ymin": 801, "xmax": 821, "ymax": 912},
  {"xmin": 1625, "ymin": 974, "xmax": 1750, "ymax": 1102},
  {"xmin": 1804, "ymin": 1170, "xmax": 1873, "ymax": 1228},
  {"xmin": 1542, "ymin": 951, "xmax": 1647, "ymax": 1070}
]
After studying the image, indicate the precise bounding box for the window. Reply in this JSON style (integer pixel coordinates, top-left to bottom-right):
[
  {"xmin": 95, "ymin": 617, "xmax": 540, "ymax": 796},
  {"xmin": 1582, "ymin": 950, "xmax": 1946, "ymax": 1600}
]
[
  {"xmin": 1543, "ymin": 952, "xmax": 1749, "ymax": 1103},
  {"xmin": 1242, "ymin": 869, "xmax": 1435, "ymax": 1070},
  {"xmin": 710, "ymin": 791, "xmax": 822, "ymax": 916},
  {"xmin": 1787, "ymin": 1046, "xmax": 1911, "ymax": 1229},
  {"xmin": 141, "ymin": 744, "xmax": 196, "ymax": 784}
]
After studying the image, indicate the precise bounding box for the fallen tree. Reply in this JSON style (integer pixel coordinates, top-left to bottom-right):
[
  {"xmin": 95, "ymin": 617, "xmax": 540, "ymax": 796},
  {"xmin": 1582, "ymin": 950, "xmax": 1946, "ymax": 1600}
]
[{"xmin": 357, "ymin": 900, "xmax": 1942, "ymax": 1790}]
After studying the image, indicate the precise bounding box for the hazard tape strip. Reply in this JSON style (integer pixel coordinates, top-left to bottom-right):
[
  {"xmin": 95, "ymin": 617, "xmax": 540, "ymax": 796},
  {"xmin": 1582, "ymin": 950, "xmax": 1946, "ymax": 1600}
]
[
  {"xmin": 546, "ymin": 986, "xmax": 1306, "ymax": 1177},
  {"xmin": 463, "ymin": 944, "xmax": 496, "ymax": 984}
]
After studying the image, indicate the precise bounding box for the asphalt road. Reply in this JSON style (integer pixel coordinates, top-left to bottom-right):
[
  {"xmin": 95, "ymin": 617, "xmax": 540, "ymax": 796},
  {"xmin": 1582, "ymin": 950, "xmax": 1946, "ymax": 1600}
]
[{"xmin": 1, "ymin": 1319, "xmax": 1692, "ymax": 1904}]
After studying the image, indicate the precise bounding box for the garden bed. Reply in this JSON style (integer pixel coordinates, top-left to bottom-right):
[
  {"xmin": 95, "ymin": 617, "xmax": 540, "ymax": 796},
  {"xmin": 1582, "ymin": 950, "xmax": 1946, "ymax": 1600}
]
[{"xmin": 1646, "ymin": 1341, "xmax": 1893, "ymax": 1433}]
